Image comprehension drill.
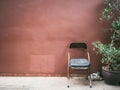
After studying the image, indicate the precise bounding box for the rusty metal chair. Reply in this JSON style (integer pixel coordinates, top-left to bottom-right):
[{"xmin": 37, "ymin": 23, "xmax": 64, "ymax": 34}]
[{"xmin": 67, "ymin": 42, "xmax": 92, "ymax": 88}]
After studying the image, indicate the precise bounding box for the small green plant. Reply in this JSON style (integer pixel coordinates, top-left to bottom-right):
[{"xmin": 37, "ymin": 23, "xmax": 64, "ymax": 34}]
[
  {"xmin": 112, "ymin": 19, "xmax": 120, "ymax": 39},
  {"xmin": 93, "ymin": 0, "xmax": 120, "ymax": 71},
  {"xmin": 93, "ymin": 41, "xmax": 120, "ymax": 71}
]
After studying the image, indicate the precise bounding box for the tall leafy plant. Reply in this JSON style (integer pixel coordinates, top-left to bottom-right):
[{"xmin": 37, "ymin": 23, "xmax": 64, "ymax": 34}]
[{"xmin": 93, "ymin": 0, "xmax": 120, "ymax": 71}]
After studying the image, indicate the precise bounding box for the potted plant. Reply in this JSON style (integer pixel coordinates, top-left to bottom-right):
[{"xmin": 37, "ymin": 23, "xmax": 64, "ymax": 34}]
[{"xmin": 93, "ymin": 0, "xmax": 120, "ymax": 85}]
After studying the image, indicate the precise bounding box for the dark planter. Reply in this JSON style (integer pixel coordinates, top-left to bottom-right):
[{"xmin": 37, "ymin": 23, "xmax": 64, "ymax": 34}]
[{"xmin": 102, "ymin": 67, "xmax": 120, "ymax": 85}]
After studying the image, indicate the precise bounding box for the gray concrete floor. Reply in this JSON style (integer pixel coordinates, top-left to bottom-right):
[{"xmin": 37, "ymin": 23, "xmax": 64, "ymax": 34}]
[{"xmin": 0, "ymin": 77, "xmax": 119, "ymax": 90}]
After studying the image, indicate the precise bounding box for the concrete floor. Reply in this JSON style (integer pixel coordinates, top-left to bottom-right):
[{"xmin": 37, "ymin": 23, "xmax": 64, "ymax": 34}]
[{"xmin": 0, "ymin": 77, "xmax": 119, "ymax": 90}]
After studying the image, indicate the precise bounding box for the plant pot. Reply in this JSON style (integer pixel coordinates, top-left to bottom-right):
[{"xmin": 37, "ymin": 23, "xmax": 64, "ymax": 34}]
[{"xmin": 102, "ymin": 67, "xmax": 120, "ymax": 85}]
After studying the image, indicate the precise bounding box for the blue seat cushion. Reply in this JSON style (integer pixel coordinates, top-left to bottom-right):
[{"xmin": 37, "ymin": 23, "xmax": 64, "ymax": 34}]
[{"xmin": 70, "ymin": 58, "xmax": 90, "ymax": 67}]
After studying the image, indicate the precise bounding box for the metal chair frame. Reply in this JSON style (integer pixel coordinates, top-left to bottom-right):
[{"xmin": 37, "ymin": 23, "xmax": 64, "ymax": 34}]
[{"xmin": 67, "ymin": 42, "xmax": 92, "ymax": 88}]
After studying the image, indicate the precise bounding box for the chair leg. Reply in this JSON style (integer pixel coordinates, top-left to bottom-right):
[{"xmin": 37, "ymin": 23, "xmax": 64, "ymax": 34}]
[
  {"xmin": 89, "ymin": 74, "xmax": 92, "ymax": 88},
  {"xmin": 67, "ymin": 74, "xmax": 70, "ymax": 88},
  {"xmin": 67, "ymin": 68, "xmax": 70, "ymax": 88},
  {"xmin": 88, "ymin": 68, "xmax": 92, "ymax": 88},
  {"xmin": 67, "ymin": 77, "xmax": 70, "ymax": 88}
]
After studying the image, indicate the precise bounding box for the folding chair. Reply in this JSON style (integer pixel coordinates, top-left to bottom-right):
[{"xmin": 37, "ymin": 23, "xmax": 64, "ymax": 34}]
[{"xmin": 67, "ymin": 42, "xmax": 92, "ymax": 88}]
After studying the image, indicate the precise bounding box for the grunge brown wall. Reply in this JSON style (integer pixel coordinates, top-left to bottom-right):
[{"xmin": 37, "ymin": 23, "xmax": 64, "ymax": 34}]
[{"xmin": 0, "ymin": 0, "xmax": 106, "ymax": 75}]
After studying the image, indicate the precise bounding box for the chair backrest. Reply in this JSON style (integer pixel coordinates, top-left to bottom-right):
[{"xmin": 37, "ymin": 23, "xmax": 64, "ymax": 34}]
[
  {"xmin": 68, "ymin": 42, "xmax": 90, "ymax": 63},
  {"xmin": 69, "ymin": 42, "xmax": 87, "ymax": 49}
]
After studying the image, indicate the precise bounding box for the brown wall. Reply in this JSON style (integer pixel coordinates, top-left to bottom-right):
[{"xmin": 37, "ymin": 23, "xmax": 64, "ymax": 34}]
[{"xmin": 0, "ymin": 0, "xmax": 107, "ymax": 75}]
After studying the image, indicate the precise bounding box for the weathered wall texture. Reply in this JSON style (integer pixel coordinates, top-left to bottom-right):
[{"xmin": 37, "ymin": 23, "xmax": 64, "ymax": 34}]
[{"xmin": 0, "ymin": 0, "xmax": 106, "ymax": 75}]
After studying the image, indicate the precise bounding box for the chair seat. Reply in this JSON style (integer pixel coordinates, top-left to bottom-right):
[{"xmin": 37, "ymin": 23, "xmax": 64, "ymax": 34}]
[{"xmin": 70, "ymin": 58, "xmax": 90, "ymax": 67}]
